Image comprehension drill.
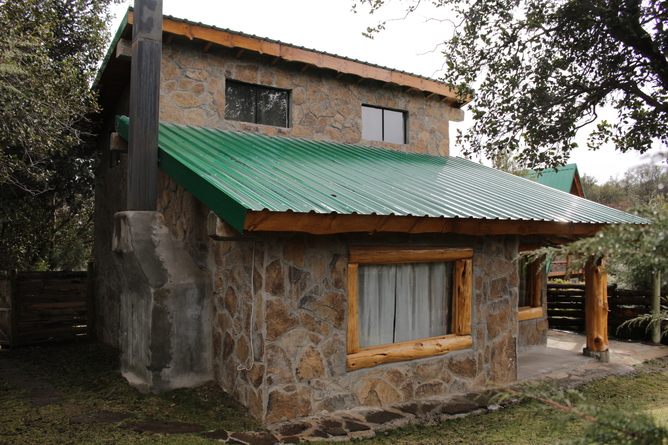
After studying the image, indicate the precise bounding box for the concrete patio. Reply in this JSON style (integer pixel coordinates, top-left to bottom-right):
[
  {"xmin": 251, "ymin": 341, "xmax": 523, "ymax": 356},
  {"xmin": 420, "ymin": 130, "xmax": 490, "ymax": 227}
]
[{"xmin": 518, "ymin": 329, "xmax": 668, "ymax": 381}]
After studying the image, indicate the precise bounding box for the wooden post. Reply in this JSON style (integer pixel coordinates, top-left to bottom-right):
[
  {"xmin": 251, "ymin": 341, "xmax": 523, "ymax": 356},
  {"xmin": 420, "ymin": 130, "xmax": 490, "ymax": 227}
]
[
  {"xmin": 652, "ymin": 269, "xmax": 661, "ymax": 344},
  {"xmin": 452, "ymin": 259, "xmax": 472, "ymax": 335},
  {"xmin": 127, "ymin": 0, "xmax": 163, "ymax": 210},
  {"xmin": 9, "ymin": 270, "xmax": 18, "ymax": 348},
  {"xmin": 86, "ymin": 261, "xmax": 96, "ymax": 339},
  {"xmin": 584, "ymin": 256, "xmax": 609, "ymax": 362}
]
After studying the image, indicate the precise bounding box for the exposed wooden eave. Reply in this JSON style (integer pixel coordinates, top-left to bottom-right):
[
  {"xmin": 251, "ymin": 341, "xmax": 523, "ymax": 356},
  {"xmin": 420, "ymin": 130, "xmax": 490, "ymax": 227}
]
[
  {"xmin": 126, "ymin": 11, "xmax": 467, "ymax": 106},
  {"xmin": 243, "ymin": 210, "xmax": 607, "ymax": 237}
]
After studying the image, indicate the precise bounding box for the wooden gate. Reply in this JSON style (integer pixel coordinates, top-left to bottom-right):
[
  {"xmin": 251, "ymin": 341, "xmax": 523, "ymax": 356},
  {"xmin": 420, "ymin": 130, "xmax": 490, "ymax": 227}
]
[{"xmin": 0, "ymin": 264, "xmax": 94, "ymax": 347}]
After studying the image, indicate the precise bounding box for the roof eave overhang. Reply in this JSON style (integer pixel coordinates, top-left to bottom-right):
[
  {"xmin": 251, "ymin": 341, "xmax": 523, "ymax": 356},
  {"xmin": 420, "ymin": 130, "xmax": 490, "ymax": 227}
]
[
  {"xmin": 122, "ymin": 10, "xmax": 468, "ymax": 106},
  {"xmin": 243, "ymin": 209, "xmax": 610, "ymax": 237}
]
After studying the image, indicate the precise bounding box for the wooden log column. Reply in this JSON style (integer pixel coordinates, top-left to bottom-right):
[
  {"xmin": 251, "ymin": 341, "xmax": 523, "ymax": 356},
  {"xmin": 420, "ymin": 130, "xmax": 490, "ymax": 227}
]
[{"xmin": 584, "ymin": 256, "xmax": 610, "ymax": 362}]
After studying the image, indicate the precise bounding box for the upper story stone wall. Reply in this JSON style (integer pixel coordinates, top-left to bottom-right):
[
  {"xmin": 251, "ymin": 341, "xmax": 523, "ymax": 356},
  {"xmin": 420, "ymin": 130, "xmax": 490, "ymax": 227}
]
[{"xmin": 158, "ymin": 39, "xmax": 464, "ymax": 157}]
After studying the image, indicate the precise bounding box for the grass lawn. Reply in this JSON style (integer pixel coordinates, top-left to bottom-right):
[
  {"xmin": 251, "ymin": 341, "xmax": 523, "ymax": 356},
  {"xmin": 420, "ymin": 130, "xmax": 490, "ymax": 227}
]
[{"xmin": 1, "ymin": 340, "xmax": 667, "ymax": 444}]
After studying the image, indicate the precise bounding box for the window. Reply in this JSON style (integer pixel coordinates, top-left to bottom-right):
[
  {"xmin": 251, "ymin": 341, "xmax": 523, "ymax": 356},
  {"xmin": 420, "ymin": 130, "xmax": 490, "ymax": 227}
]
[
  {"xmin": 225, "ymin": 80, "xmax": 289, "ymax": 127},
  {"xmin": 347, "ymin": 247, "xmax": 473, "ymax": 371},
  {"xmin": 362, "ymin": 105, "xmax": 406, "ymax": 144},
  {"xmin": 518, "ymin": 250, "xmax": 545, "ymax": 321}
]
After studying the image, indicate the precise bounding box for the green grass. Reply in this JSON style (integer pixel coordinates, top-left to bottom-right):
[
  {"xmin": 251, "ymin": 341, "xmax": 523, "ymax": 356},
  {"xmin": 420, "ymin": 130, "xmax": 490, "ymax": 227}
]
[
  {"xmin": 0, "ymin": 340, "xmax": 262, "ymax": 444},
  {"xmin": 1, "ymin": 341, "xmax": 667, "ymax": 444}
]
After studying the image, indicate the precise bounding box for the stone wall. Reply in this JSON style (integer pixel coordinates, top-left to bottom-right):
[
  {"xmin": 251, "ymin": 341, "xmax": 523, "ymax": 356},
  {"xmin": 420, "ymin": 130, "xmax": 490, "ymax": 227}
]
[
  {"xmin": 158, "ymin": 38, "xmax": 464, "ymax": 157},
  {"xmin": 156, "ymin": 177, "xmax": 521, "ymax": 422},
  {"xmin": 95, "ymin": 35, "xmax": 464, "ymax": 349}
]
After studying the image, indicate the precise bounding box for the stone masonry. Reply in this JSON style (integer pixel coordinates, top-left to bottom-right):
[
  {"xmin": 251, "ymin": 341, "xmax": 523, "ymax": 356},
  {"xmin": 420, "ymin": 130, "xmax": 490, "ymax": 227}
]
[
  {"xmin": 155, "ymin": 171, "xmax": 521, "ymax": 422},
  {"xmin": 94, "ymin": 34, "xmax": 464, "ymax": 350},
  {"xmin": 158, "ymin": 38, "xmax": 464, "ymax": 157}
]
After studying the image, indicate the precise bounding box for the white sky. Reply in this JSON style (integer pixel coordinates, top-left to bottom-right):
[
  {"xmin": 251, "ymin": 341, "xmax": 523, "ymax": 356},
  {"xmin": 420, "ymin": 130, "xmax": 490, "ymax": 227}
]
[{"xmin": 110, "ymin": 0, "xmax": 665, "ymax": 184}]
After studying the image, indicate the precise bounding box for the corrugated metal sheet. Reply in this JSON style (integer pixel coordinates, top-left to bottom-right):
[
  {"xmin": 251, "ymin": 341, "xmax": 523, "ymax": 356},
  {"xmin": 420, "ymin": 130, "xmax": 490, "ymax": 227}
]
[
  {"xmin": 528, "ymin": 164, "xmax": 579, "ymax": 194},
  {"xmin": 115, "ymin": 116, "xmax": 648, "ymax": 233}
]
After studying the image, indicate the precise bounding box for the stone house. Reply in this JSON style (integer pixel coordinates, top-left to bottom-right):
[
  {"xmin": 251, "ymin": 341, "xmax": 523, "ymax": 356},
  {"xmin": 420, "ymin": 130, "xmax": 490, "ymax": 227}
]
[{"xmin": 92, "ymin": 10, "xmax": 646, "ymax": 423}]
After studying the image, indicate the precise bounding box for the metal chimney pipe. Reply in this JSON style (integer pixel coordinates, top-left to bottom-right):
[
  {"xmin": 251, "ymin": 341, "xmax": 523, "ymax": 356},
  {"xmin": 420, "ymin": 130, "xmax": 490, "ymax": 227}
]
[{"xmin": 127, "ymin": 0, "xmax": 163, "ymax": 210}]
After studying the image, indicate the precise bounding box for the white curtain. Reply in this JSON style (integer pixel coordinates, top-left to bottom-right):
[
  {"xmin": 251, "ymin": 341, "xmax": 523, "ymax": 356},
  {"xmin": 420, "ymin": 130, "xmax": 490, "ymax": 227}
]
[{"xmin": 358, "ymin": 262, "xmax": 451, "ymax": 348}]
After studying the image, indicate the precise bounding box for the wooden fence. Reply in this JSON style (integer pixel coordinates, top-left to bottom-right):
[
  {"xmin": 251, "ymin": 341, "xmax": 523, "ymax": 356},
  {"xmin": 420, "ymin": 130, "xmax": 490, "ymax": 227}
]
[
  {"xmin": 0, "ymin": 265, "xmax": 94, "ymax": 347},
  {"xmin": 547, "ymin": 282, "xmax": 668, "ymax": 341}
]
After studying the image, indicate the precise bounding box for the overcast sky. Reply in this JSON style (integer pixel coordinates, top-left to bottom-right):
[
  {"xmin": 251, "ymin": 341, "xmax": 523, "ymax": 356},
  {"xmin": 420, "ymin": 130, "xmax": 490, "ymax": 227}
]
[{"xmin": 110, "ymin": 0, "xmax": 665, "ymax": 183}]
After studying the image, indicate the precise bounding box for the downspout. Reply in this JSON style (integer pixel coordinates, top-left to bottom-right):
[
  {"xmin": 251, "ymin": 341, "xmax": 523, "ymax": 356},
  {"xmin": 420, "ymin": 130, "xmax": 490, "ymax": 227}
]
[{"xmin": 127, "ymin": 0, "xmax": 162, "ymax": 210}]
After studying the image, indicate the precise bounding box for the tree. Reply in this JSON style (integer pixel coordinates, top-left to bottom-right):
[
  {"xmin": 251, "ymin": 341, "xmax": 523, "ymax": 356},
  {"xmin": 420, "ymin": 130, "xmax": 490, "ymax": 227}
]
[
  {"xmin": 356, "ymin": 0, "xmax": 668, "ymax": 168},
  {"xmin": 0, "ymin": 0, "xmax": 117, "ymax": 270}
]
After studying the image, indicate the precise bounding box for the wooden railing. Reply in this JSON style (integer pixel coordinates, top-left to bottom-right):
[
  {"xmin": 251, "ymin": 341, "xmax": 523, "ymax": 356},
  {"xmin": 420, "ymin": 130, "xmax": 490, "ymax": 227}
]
[
  {"xmin": 547, "ymin": 282, "xmax": 667, "ymax": 341},
  {"xmin": 0, "ymin": 265, "xmax": 94, "ymax": 347}
]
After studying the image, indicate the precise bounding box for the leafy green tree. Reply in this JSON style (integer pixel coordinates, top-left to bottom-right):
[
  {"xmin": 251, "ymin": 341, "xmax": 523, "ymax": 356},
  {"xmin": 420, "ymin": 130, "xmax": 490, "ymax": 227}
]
[
  {"xmin": 581, "ymin": 174, "xmax": 630, "ymax": 209},
  {"xmin": 357, "ymin": 0, "xmax": 668, "ymax": 168},
  {"xmin": 0, "ymin": 0, "xmax": 117, "ymax": 270}
]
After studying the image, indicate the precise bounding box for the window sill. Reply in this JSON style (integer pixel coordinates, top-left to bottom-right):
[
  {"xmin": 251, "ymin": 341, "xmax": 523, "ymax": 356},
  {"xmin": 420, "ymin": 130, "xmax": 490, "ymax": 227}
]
[
  {"xmin": 347, "ymin": 334, "xmax": 473, "ymax": 371},
  {"xmin": 519, "ymin": 306, "xmax": 544, "ymax": 321}
]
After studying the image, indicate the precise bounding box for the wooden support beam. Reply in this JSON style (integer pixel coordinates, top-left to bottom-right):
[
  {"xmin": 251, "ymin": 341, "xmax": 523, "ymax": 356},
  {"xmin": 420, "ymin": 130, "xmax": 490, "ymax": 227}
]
[
  {"xmin": 164, "ymin": 34, "xmax": 173, "ymax": 45},
  {"xmin": 335, "ymin": 72, "xmax": 344, "ymax": 79},
  {"xmin": 244, "ymin": 210, "xmax": 606, "ymax": 237},
  {"xmin": 584, "ymin": 256, "xmax": 609, "ymax": 361},
  {"xmin": 202, "ymin": 41, "xmax": 213, "ymax": 52},
  {"xmin": 347, "ymin": 334, "xmax": 472, "ymax": 370},
  {"xmin": 347, "ymin": 263, "xmax": 359, "ymax": 354},
  {"xmin": 452, "ymin": 259, "xmax": 473, "ymax": 335},
  {"xmin": 300, "ymin": 64, "xmax": 309, "ymax": 72},
  {"xmin": 518, "ymin": 306, "xmax": 543, "ymax": 321},
  {"xmin": 270, "ymin": 57, "xmax": 280, "ymax": 66},
  {"xmin": 10, "ymin": 270, "xmax": 17, "ymax": 348},
  {"xmin": 349, "ymin": 246, "xmax": 473, "ymax": 264},
  {"xmin": 128, "ymin": 12, "xmax": 468, "ymax": 104},
  {"xmin": 235, "ymin": 48, "xmax": 245, "ymax": 58},
  {"xmin": 86, "ymin": 262, "xmax": 95, "ymax": 338},
  {"xmin": 530, "ymin": 258, "xmax": 543, "ymax": 308}
]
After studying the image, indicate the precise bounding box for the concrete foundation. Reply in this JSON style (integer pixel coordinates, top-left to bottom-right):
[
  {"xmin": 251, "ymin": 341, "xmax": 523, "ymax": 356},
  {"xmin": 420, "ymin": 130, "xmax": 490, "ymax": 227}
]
[{"xmin": 112, "ymin": 211, "xmax": 212, "ymax": 392}]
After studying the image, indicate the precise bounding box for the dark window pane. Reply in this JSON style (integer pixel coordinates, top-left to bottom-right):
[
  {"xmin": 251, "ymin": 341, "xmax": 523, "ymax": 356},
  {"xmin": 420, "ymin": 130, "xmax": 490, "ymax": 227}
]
[
  {"xmin": 225, "ymin": 81, "xmax": 256, "ymax": 123},
  {"xmin": 257, "ymin": 88, "xmax": 288, "ymax": 127},
  {"xmin": 383, "ymin": 109, "xmax": 405, "ymax": 144},
  {"xmin": 362, "ymin": 106, "xmax": 383, "ymax": 141}
]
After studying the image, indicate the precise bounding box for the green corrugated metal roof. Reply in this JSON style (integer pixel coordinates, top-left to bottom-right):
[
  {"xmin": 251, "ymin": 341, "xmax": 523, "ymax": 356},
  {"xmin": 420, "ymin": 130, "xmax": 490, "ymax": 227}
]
[
  {"xmin": 115, "ymin": 116, "xmax": 647, "ymax": 233},
  {"xmin": 528, "ymin": 164, "xmax": 580, "ymax": 194}
]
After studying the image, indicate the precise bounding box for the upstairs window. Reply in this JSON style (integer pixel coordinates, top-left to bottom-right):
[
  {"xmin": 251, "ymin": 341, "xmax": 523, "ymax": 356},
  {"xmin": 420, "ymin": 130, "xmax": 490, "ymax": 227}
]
[
  {"xmin": 362, "ymin": 105, "xmax": 406, "ymax": 144},
  {"xmin": 225, "ymin": 80, "xmax": 289, "ymax": 127}
]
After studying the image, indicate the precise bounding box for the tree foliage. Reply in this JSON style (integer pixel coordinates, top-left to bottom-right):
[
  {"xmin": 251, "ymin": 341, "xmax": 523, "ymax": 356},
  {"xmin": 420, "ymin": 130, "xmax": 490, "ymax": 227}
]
[
  {"xmin": 582, "ymin": 163, "xmax": 668, "ymax": 210},
  {"xmin": 0, "ymin": 0, "xmax": 116, "ymax": 270},
  {"xmin": 356, "ymin": 0, "xmax": 668, "ymax": 168}
]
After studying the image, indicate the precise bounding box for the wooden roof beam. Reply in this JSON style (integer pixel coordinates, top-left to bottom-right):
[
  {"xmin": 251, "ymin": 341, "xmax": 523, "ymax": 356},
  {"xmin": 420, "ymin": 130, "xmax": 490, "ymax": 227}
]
[
  {"xmin": 126, "ymin": 11, "xmax": 468, "ymax": 104},
  {"xmin": 243, "ymin": 210, "xmax": 607, "ymax": 237}
]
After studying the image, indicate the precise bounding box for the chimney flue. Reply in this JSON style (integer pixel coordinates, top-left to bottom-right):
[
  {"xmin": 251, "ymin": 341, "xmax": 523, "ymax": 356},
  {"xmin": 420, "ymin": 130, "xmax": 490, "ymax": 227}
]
[{"xmin": 127, "ymin": 0, "xmax": 163, "ymax": 210}]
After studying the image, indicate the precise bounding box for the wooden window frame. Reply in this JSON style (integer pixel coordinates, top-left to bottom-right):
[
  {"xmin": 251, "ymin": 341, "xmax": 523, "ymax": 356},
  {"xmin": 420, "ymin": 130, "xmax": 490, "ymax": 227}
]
[
  {"xmin": 518, "ymin": 248, "xmax": 545, "ymax": 321},
  {"xmin": 347, "ymin": 246, "xmax": 473, "ymax": 371}
]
